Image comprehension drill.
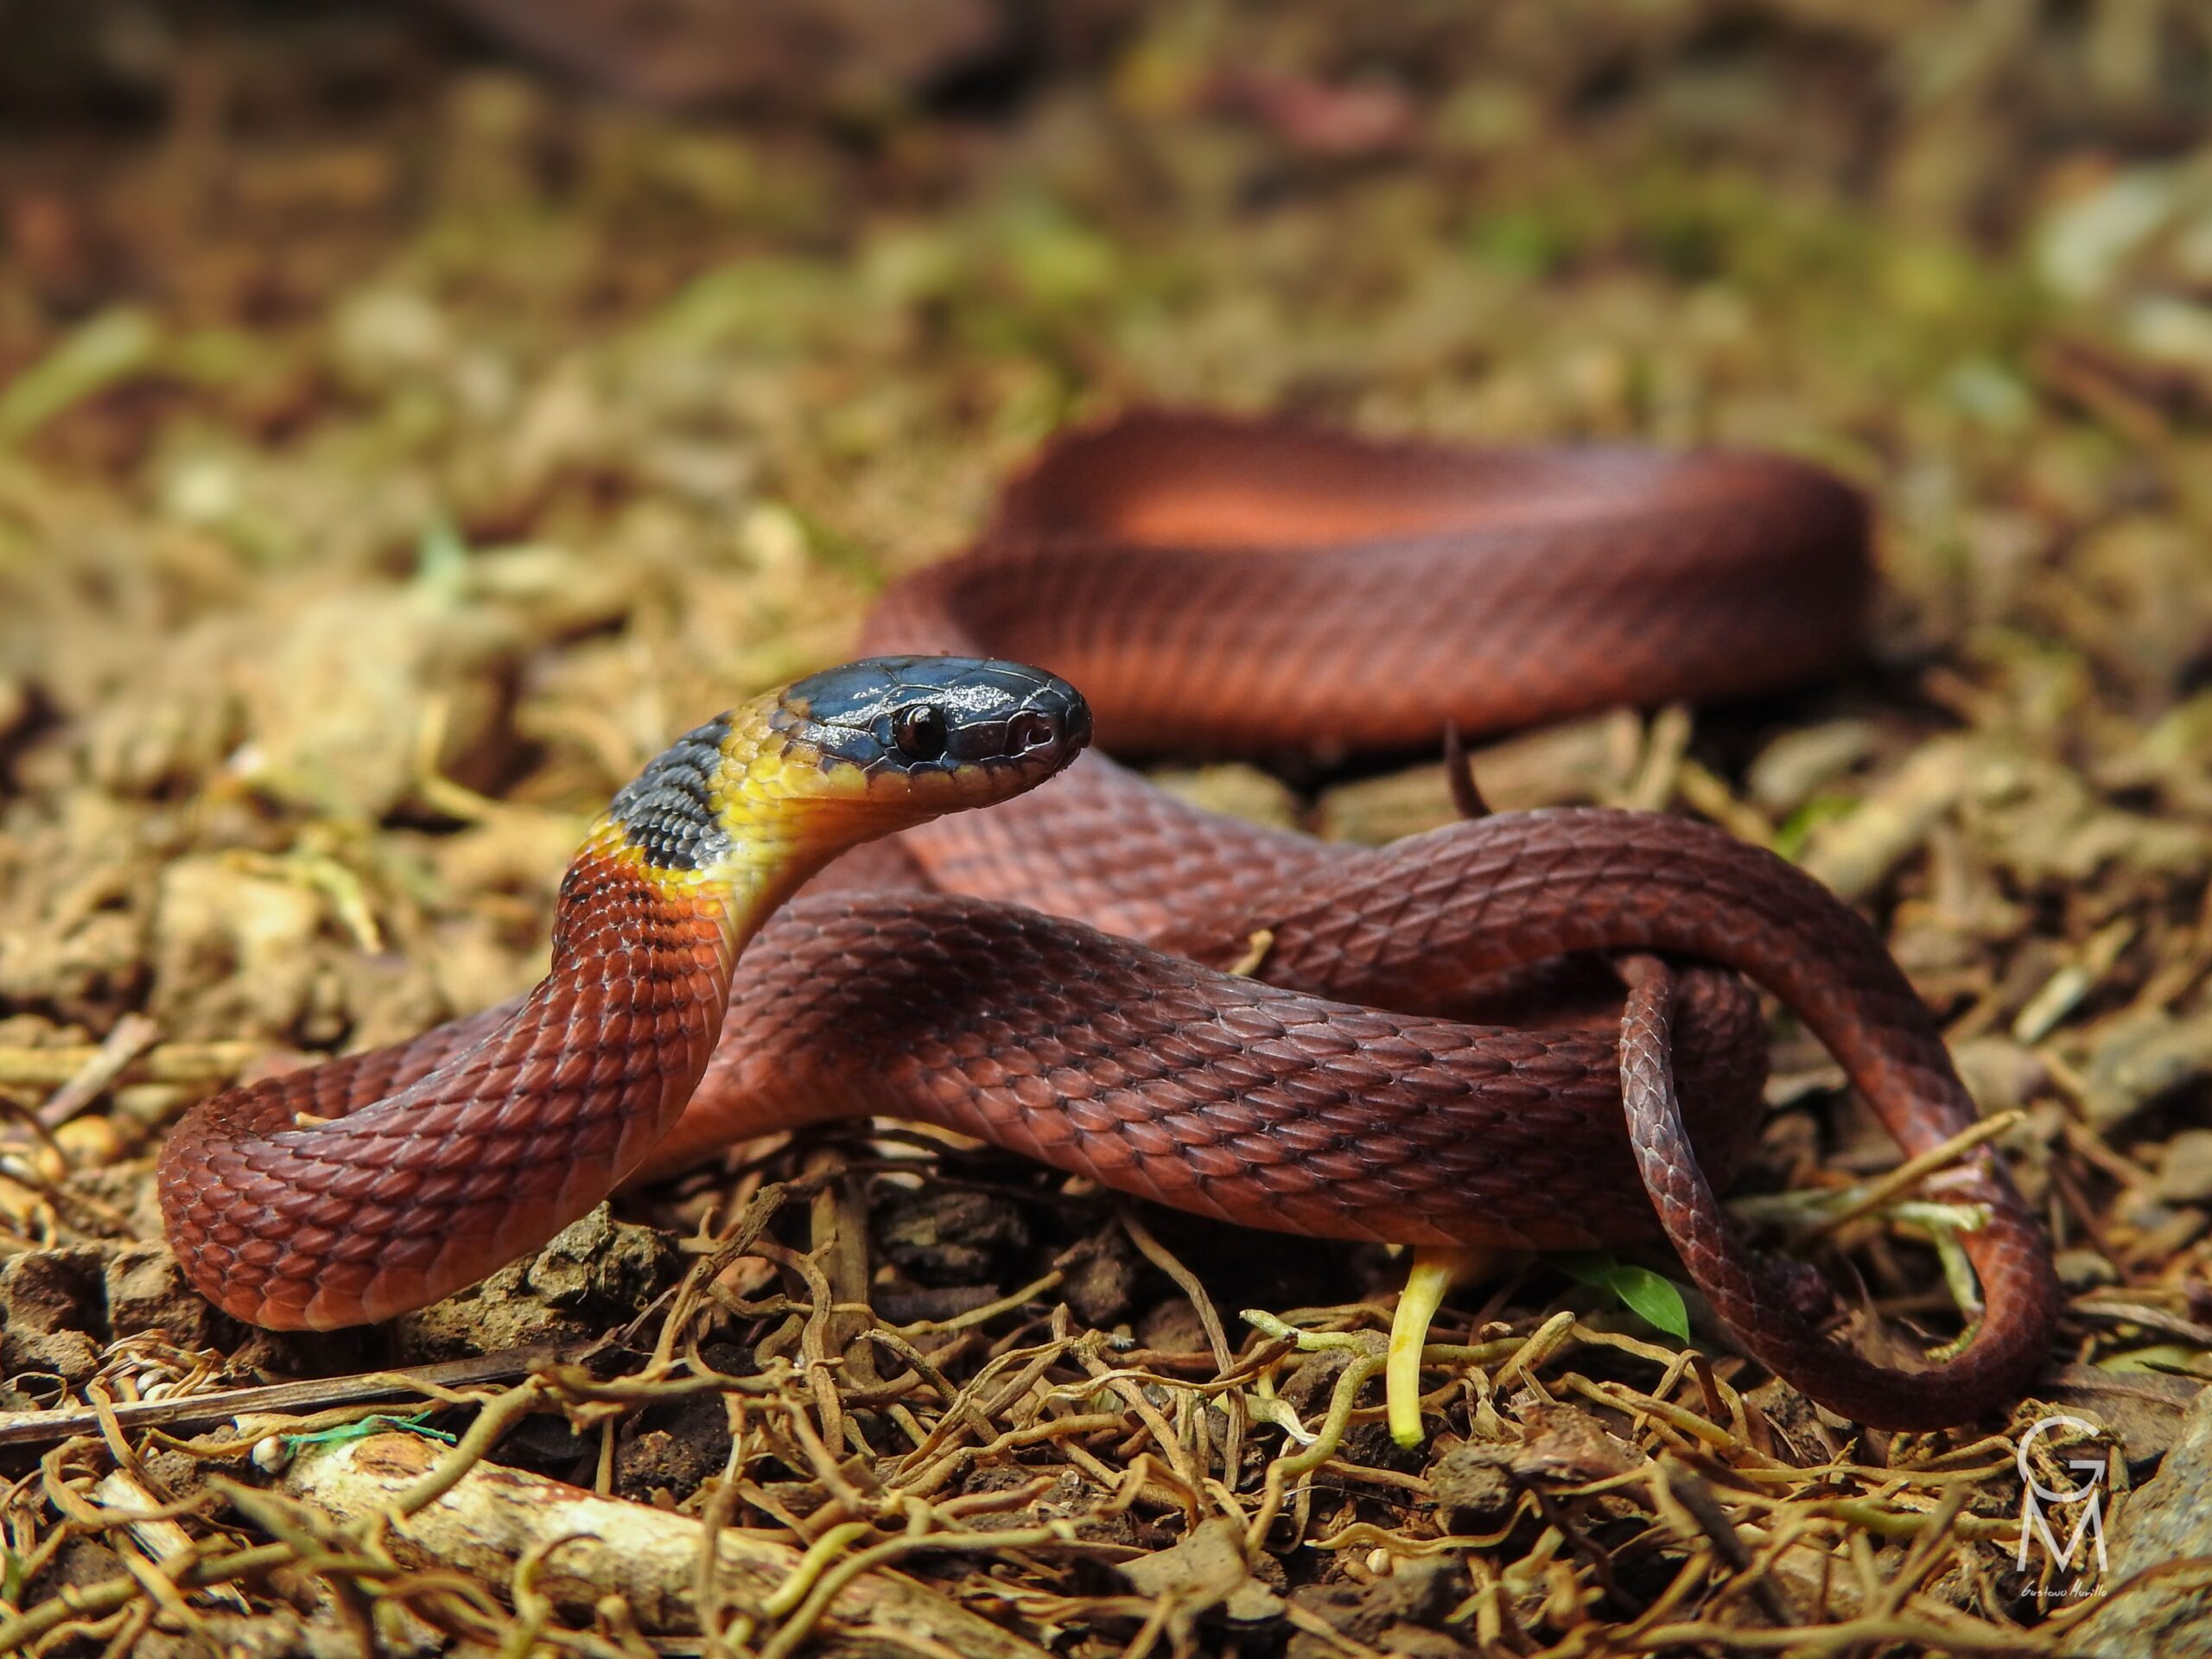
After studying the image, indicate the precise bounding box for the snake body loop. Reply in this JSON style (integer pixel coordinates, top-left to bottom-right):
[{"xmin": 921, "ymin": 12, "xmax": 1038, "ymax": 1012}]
[{"xmin": 158, "ymin": 410, "xmax": 2059, "ymax": 1428}]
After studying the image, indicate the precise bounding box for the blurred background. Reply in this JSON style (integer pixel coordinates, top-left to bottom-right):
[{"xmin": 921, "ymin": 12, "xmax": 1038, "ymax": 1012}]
[{"xmin": 1, "ymin": 0, "xmax": 2209, "ymax": 1194}]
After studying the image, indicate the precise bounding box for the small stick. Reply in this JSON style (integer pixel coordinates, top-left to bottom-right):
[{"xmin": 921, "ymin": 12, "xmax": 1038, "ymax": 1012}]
[
  {"xmin": 0, "ymin": 1342, "xmax": 578, "ymax": 1450},
  {"xmin": 36, "ymin": 1014, "xmax": 162, "ymax": 1129},
  {"xmin": 1799, "ymin": 1112, "xmax": 2024, "ymax": 1243},
  {"xmin": 1441, "ymin": 722, "xmax": 1491, "ymax": 821},
  {"xmin": 0, "ymin": 1039, "xmax": 257, "ymax": 1093}
]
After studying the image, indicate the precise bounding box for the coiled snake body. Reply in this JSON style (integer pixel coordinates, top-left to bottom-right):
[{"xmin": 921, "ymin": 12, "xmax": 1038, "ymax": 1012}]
[{"xmin": 160, "ymin": 411, "xmax": 2060, "ymax": 1430}]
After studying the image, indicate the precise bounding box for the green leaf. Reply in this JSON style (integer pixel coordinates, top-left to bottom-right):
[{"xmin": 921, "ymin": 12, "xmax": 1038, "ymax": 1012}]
[
  {"xmin": 1605, "ymin": 1266, "xmax": 1695, "ymax": 1344},
  {"xmin": 1774, "ymin": 793, "xmax": 1858, "ymax": 862},
  {"xmin": 284, "ymin": 1410, "xmax": 458, "ymax": 1453},
  {"xmin": 1550, "ymin": 1251, "xmax": 1694, "ymax": 1344}
]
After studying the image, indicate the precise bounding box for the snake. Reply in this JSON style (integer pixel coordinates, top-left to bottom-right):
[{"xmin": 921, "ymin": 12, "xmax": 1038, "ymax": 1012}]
[{"xmin": 158, "ymin": 410, "xmax": 2060, "ymax": 1430}]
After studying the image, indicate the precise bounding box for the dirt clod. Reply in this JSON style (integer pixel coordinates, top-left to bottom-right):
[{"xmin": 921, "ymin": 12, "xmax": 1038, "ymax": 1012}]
[
  {"xmin": 391, "ymin": 1205, "xmax": 678, "ymax": 1363},
  {"xmin": 105, "ymin": 1241, "xmax": 227, "ymax": 1348},
  {"xmin": 0, "ymin": 1245, "xmax": 110, "ymax": 1389},
  {"xmin": 874, "ymin": 1185, "xmax": 1033, "ymax": 1287}
]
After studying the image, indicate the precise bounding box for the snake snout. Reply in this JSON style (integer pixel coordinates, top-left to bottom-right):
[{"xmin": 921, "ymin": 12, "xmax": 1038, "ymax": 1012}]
[{"xmin": 1050, "ymin": 692, "xmax": 1095, "ymax": 755}]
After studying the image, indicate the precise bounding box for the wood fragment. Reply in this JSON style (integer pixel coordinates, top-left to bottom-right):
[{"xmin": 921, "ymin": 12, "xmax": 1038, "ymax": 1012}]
[{"xmin": 282, "ymin": 1433, "xmax": 1055, "ymax": 1653}]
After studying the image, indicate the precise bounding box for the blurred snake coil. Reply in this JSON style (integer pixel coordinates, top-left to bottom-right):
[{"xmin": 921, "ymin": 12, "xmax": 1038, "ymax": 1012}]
[{"xmin": 157, "ymin": 410, "xmax": 2061, "ymax": 1431}]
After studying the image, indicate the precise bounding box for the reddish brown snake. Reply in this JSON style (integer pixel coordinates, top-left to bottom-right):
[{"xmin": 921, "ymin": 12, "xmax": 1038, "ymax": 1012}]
[{"xmin": 161, "ymin": 411, "xmax": 2058, "ymax": 1429}]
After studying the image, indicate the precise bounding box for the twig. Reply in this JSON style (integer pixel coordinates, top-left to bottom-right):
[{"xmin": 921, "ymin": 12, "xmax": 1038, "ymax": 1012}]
[
  {"xmin": 0, "ymin": 1342, "xmax": 579, "ymax": 1450},
  {"xmin": 36, "ymin": 1014, "xmax": 161, "ymax": 1129}
]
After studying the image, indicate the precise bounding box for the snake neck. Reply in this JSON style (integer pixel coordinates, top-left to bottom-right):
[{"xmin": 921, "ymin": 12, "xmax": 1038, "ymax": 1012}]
[{"xmin": 583, "ymin": 702, "xmax": 855, "ymax": 965}]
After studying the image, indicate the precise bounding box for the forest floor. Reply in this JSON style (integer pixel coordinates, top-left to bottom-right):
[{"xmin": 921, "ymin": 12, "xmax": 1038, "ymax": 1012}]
[{"xmin": 2, "ymin": 3, "xmax": 2211, "ymax": 1656}]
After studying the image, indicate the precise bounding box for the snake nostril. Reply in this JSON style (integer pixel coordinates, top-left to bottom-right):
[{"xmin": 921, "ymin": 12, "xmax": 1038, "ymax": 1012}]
[{"xmin": 1007, "ymin": 711, "xmax": 1058, "ymax": 753}]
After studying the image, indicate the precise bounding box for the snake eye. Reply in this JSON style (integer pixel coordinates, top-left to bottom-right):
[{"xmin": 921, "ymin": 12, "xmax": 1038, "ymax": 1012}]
[{"xmin": 892, "ymin": 703, "xmax": 949, "ymax": 762}]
